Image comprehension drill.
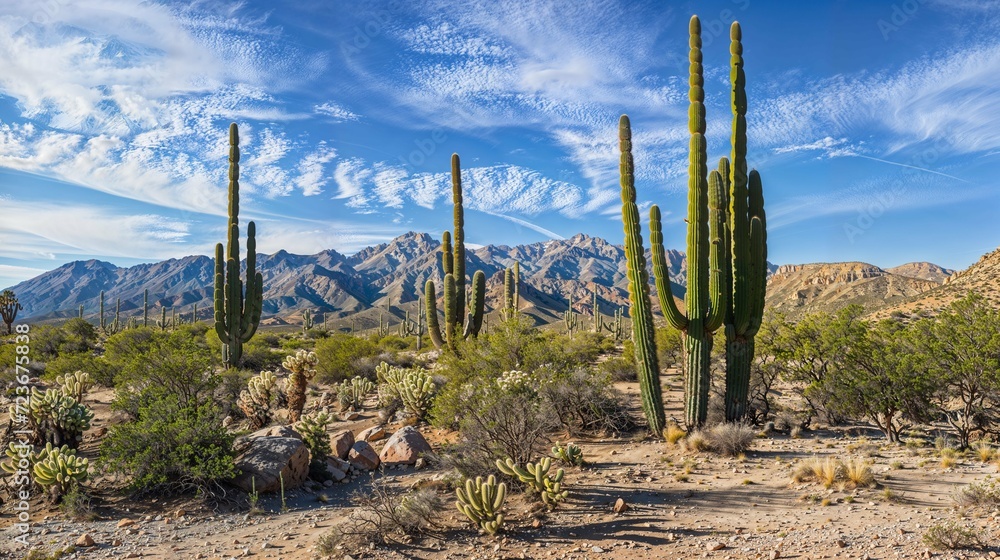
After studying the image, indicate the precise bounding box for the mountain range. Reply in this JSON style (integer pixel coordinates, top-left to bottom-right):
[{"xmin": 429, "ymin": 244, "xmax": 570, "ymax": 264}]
[{"xmin": 6, "ymin": 231, "xmax": 972, "ymax": 328}]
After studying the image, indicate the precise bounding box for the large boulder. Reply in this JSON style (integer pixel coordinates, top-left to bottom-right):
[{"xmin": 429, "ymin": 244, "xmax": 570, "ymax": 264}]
[
  {"xmin": 379, "ymin": 426, "xmax": 432, "ymax": 466},
  {"xmin": 233, "ymin": 437, "xmax": 309, "ymax": 494},
  {"xmin": 348, "ymin": 441, "xmax": 380, "ymax": 470},
  {"xmin": 330, "ymin": 430, "xmax": 354, "ymax": 460},
  {"xmin": 357, "ymin": 425, "xmax": 386, "ymax": 442}
]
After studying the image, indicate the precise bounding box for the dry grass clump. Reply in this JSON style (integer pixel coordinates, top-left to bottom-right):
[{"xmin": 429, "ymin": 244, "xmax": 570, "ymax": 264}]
[
  {"xmin": 663, "ymin": 423, "xmax": 687, "ymax": 446},
  {"xmin": 953, "ymin": 476, "xmax": 1000, "ymax": 509},
  {"xmin": 972, "ymin": 440, "xmax": 996, "ymax": 463},
  {"xmin": 683, "ymin": 430, "xmax": 711, "ymax": 452},
  {"xmin": 791, "ymin": 456, "xmax": 875, "ymax": 489},
  {"xmin": 680, "ymin": 423, "xmax": 755, "ymax": 456}
]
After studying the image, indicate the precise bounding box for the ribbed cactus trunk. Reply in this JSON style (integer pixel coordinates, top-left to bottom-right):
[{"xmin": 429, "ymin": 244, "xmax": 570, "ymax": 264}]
[
  {"xmin": 722, "ymin": 22, "xmax": 768, "ymax": 423},
  {"xmin": 214, "ymin": 123, "xmax": 264, "ymax": 368},
  {"xmin": 618, "ymin": 115, "xmax": 665, "ymax": 435},
  {"xmin": 143, "ymin": 289, "xmax": 149, "ymax": 327}
]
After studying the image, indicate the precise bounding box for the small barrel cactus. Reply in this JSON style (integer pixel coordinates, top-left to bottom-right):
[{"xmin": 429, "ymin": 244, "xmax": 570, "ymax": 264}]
[
  {"xmin": 552, "ymin": 442, "xmax": 584, "ymax": 466},
  {"xmin": 496, "ymin": 457, "xmax": 568, "ymax": 507},
  {"xmin": 456, "ymin": 475, "xmax": 507, "ymax": 535}
]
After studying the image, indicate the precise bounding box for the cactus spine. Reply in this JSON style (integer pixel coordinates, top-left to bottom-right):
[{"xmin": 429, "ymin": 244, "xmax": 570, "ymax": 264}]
[
  {"xmin": 425, "ymin": 154, "xmax": 485, "ymax": 350},
  {"xmin": 720, "ymin": 22, "xmax": 768, "ymax": 422},
  {"xmin": 618, "ymin": 114, "xmax": 666, "ymax": 435},
  {"xmin": 214, "ymin": 123, "xmax": 264, "ymax": 368}
]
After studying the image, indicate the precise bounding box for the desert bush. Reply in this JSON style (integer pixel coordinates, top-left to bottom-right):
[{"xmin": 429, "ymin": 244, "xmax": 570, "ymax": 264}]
[
  {"xmin": 792, "ymin": 456, "xmax": 874, "ymax": 489},
  {"xmin": 100, "ymin": 396, "xmax": 237, "ymax": 496},
  {"xmin": 107, "ymin": 328, "xmax": 218, "ymax": 417},
  {"xmin": 42, "ymin": 352, "xmax": 111, "ymax": 386},
  {"xmin": 538, "ymin": 369, "xmax": 635, "ymax": 435},
  {"xmin": 843, "ymin": 457, "xmax": 875, "ymax": 488},
  {"xmin": 314, "ymin": 334, "xmax": 380, "ymax": 384},
  {"xmin": 318, "ymin": 474, "xmax": 444, "ymax": 550},
  {"xmin": 239, "ymin": 337, "xmax": 284, "ymax": 372},
  {"xmin": 598, "ymin": 357, "xmax": 636, "ymax": 382},
  {"xmin": 953, "ymin": 476, "xmax": 1000, "ymax": 509},
  {"xmin": 922, "ymin": 521, "xmax": 983, "ymax": 550},
  {"xmin": 655, "ymin": 326, "xmax": 683, "ymax": 370},
  {"xmin": 682, "ymin": 430, "xmax": 711, "ymax": 452},
  {"xmin": 704, "ymin": 423, "xmax": 756, "ymax": 456}
]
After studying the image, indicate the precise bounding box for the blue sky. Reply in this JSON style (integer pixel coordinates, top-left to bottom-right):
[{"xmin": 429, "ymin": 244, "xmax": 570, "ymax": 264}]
[{"xmin": 1, "ymin": 0, "xmax": 999, "ymax": 288}]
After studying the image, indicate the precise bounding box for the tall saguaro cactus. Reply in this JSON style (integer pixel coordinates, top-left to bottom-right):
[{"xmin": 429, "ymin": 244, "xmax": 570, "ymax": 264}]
[
  {"xmin": 214, "ymin": 123, "xmax": 263, "ymax": 368},
  {"xmin": 721, "ymin": 23, "xmax": 768, "ymax": 422},
  {"xmin": 425, "ymin": 154, "xmax": 485, "ymax": 351},
  {"xmin": 618, "ymin": 114, "xmax": 666, "ymax": 435}
]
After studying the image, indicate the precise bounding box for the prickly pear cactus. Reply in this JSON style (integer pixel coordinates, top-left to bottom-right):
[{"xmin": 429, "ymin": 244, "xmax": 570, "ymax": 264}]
[
  {"xmin": 496, "ymin": 457, "xmax": 568, "ymax": 508},
  {"xmin": 456, "ymin": 475, "xmax": 507, "ymax": 535},
  {"xmin": 283, "ymin": 349, "xmax": 318, "ymax": 423}
]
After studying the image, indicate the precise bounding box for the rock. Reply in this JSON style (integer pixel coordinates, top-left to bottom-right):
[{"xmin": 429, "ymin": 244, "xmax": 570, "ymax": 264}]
[
  {"xmin": 414, "ymin": 457, "xmax": 428, "ymax": 470},
  {"xmin": 342, "ymin": 411, "xmax": 360, "ymax": 421},
  {"xmin": 591, "ymin": 546, "xmax": 605, "ymax": 553},
  {"xmin": 349, "ymin": 441, "xmax": 381, "ymax": 470},
  {"xmin": 378, "ymin": 426, "xmax": 432, "ymax": 466},
  {"xmin": 358, "ymin": 425, "xmax": 386, "ymax": 442},
  {"xmin": 91, "ymin": 426, "xmax": 108, "ymax": 438},
  {"xmin": 769, "ymin": 551, "xmax": 781, "ymax": 559},
  {"xmin": 613, "ymin": 498, "xmax": 629, "ymax": 514},
  {"xmin": 117, "ymin": 519, "xmax": 136, "ymax": 528},
  {"xmin": 706, "ymin": 541, "xmax": 725, "ymax": 551},
  {"xmin": 836, "ymin": 540, "xmax": 847, "ymax": 548},
  {"xmin": 331, "ymin": 430, "xmax": 355, "ymax": 460},
  {"xmin": 222, "ymin": 415, "xmax": 234, "ymax": 428},
  {"xmin": 250, "ymin": 425, "xmax": 303, "ymax": 440},
  {"xmin": 76, "ymin": 533, "xmax": 96, "ymax": 547},
  {"xmin": 325, "ymin": 457, "xmax": 348, "ymax": 482},
  {"xmin": 232, "ymin": 437, "xmax": 310, "ymax": 493}
]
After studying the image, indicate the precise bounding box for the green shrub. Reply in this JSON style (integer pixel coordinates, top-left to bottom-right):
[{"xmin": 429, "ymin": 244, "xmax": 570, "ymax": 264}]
[
  {"xmin": 539, "ymin": 369, "xmax": 635, "ymax": 435},
  {"xmin": 314, "ymin": 333, "xmax": 380, "ymax": 383},
  {"xmin": 598, "ymin": 357, "xmax": 636, "ymax": 382},
  {"xmin": 100, "ymin": 396, "xmax": 236, "ymax": 494},
  {"xmin": 41, "ymin": 352, "xmax": 110, "ymax": 385},
  {"xmin": 239, "ymin": 338, "xmax": 284, "ymax": 372}
]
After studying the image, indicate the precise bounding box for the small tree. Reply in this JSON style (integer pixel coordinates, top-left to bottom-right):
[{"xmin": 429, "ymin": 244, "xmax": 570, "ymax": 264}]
[
  {"xmin": 914, "ymin": 293, "xmax": 1000, "ymax": 448},
  {"xmin": 0, "ymin": 290, "xmax": 23, "ymax": 335},
  {"xmin": 827, "ymin": 319, "xmax": 936, "ymax": 443}
]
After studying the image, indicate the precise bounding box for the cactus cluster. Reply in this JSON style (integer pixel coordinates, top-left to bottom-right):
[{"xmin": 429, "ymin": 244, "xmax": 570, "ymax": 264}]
[
  {"xmin": 13, "ymin": 384, "xmax": 93, "ymax": 448},
  {"xmin": 399, "ymin": 368, "xmax": 436, "ymax": 420},
  {"xmin": 214, "ymin": 123, "xmax": 264, "ymax": 368},
  {"xmin": 375, "ymin": 361, "xmax": 407, "ymax": 405},
  {"xmin": 618, "ymin": 16, "xmax": 766, "ymax": 431},
  {"xmin": 552, "ymin": 442, "xmax": 584, "ymax": 467},
  {"xmin": 0, "ymin": 289, "xmax": 22, "ymax": 335},
  {"xmin": 33, "ymin": 443, "xmax": 89, "ymax": 497},
  {"xmin": 496, "ymin": 457, "xmax": 568, "ymax": 508},
  {"xmin": 425, "ymin": 154, "xmax": 486, "ymax": 352},
  {"xmin": 156, "ymin": 306, "xmax": 170, "ymax": 330},
  {"xmin": 1, "ymin": 441, "xmax": 30, "ymax": 476},
  {"xmin": 283, "ymin": 349, "xmax": 318, "ymax": 422},
  {"xmin": 456, "ymin": 475, "xmax": 507, "ymax": 535},
  {"xmin": 56, "ymin": 371, "xmax": 91, "ymax": 403},
  {"xmin": 239, "ymin": 370, "xmax": 277, "ymax": 430},
  {"xmin": 337, "ymin": 376, "xmax": 375, "ymax": 411},
  {"xmin": 99, "ymin": 291, "xmax": 124, "ymax": 336}
]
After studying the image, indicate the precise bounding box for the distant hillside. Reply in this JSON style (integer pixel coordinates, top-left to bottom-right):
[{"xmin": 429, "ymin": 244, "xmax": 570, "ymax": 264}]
[
  {"xmin": 765, "ymin": 262, "xmax": 941, "ymax": 318},
  {"xmin": 8, "ymin": 230, "xmax": 966, "ymax": 327},
  {"xmin": 874, "ymin": 248, "xmax": 1000, "ymax": 319}
]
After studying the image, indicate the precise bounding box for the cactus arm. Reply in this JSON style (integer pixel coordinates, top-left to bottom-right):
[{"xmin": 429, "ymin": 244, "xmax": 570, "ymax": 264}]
[
  {"xmin": 706, "ymin": 170, "xmax": 727, "ymax": 332},
  {"xmin": 686, "ymin": 13, "xmax": 709, "ymax": 336},
  {"xmin": 617, "ymin": 114, "xmax": 665, "ymax": 435},
  {"xmin": 463, "ymin": 270, "xmax": 486, "ymax": 338},
  {"xmin": 729, "ymin": 21, "xmax": 751, "ymax": 335},
  {"xmin": 649, "ymin": 205, "xmax": 688, "ymax": 331},
  {"xmin": 443, "ymin": 273, "xmax": 457, "ymax": 352},
  {"xmin": 746, "ymin": 169, "xmax": 768, "ymax": 335},
  {"xmin": 441, "ymin": 231, "xmax": 452, "ymax": 276}
]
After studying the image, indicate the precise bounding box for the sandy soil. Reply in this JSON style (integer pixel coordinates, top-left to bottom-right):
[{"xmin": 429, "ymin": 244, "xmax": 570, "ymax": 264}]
[{"xmin": 3, "ymin": 382, "xmax": 1000, "ymax": 560}]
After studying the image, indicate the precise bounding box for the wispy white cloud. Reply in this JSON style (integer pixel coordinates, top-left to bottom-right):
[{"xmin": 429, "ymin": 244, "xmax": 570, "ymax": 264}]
[{"xmin": 314, "ymin": 102, "xmax": 360, "ymax": 121}]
